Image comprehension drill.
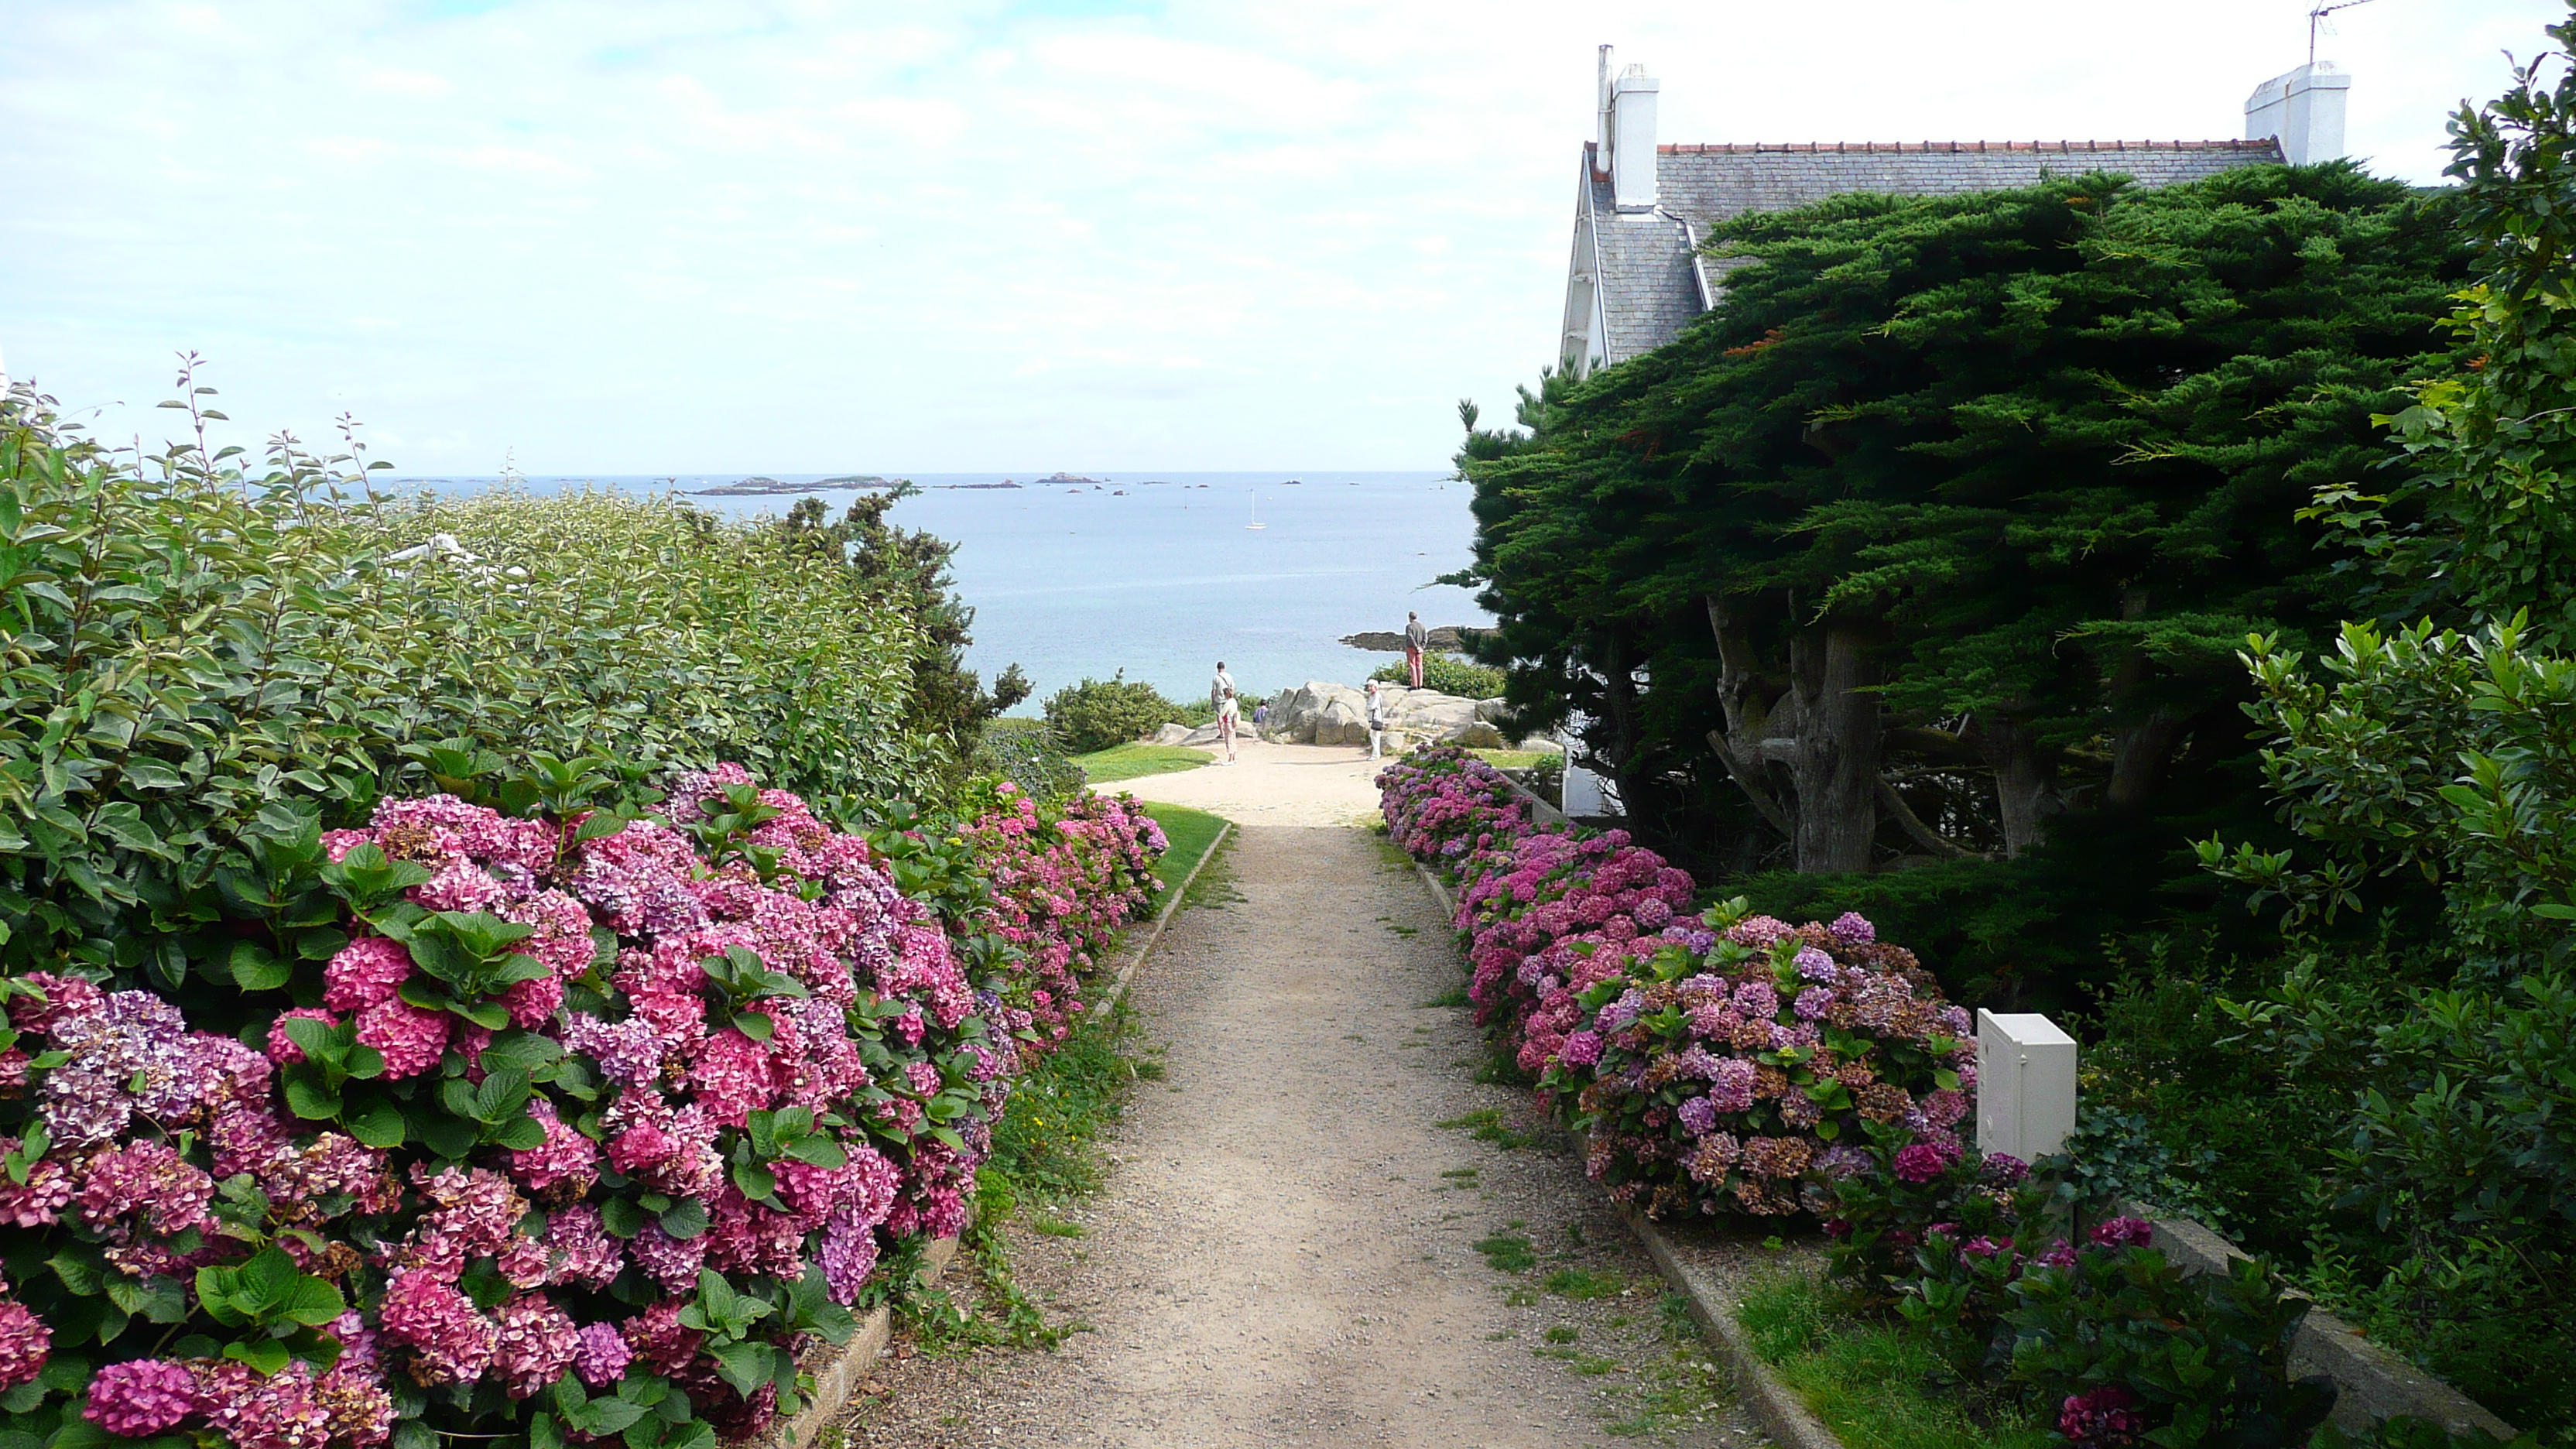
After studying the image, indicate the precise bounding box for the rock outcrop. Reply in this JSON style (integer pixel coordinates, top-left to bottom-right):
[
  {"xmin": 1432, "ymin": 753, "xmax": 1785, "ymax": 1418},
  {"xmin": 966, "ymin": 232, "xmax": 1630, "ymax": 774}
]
[
  {"xmin": 1256, "ymin": 682, "xmax": 1526, "ymax": 749},
  {"xmin": 1339, "ymin": 626, "xmax": 1471, "ymax": 653},
  {"xmin": 1132, "ymin": 683, "xmax": 1553, "ymax": 751},
  {"xmin": 1149, "ymin": 722, "xmax": 1226, "ymax": 748}
]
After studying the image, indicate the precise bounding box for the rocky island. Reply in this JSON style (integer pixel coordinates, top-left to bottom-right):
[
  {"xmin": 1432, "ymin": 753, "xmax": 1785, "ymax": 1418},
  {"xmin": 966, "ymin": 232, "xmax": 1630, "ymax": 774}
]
[
  {"xmin": 692, "ymin": 474, "xmax": 901, "ymax": 496},
  {"xmin": 1340, "ymin": 625, "xmax": 1471, "ymax": 652}
]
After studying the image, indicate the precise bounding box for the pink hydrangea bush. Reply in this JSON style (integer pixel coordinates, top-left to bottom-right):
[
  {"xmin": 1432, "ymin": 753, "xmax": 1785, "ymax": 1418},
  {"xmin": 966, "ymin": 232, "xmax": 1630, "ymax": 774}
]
[
  {"xmin": 1376, "ymin": 747, "xmax": 1533, "ymax": 869},
  {"xmin": 1379, "ymin": 748, "xmax": 1697, "ymax": 1070},
  {"xmin": 0, "ymin": 762, "xmax": 1142, "ymax": 1449},
  {"xmin": 1545, "ymin": 905, "xmax": 1975, "ymax": 1218},
  {"xmin": 1379, "ymin": 745, "xmax": 1977, "ymax": 1219},
  {"xmin": 960, "ymin": 784, "xmax": 1166, "ymax": 1044}
]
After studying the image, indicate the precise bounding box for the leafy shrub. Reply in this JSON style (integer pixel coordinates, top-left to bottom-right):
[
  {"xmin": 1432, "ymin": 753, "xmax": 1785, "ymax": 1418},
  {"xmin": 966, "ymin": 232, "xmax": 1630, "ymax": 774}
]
[
  {"xmin": 0, "ymin": 388, "xmax": 927, "ymax": 992},
  {"xmin": 968, "ymin": 721, "xmax": 1083, "ymax": 806},
  {"xmin": 1040, "ymin": 676, "xmax": 1180, "ymax": 754},
  {"xmin": 1828, "ymin": 1151, "xmax": 2339, "ymax": 1449},
  {"xmin": 1370, "ymin": 654, "xmax": 1504, "ymax": 699},
  {"xmin": 2184, "ymin": 618, "xmax": 2576, "ymax": 1427},
  {"xmin": 322, "ymin": 488, "xmax": 930, "ymax": 816},
  {"xmin": 2005, "ymin": 1237, "xmax": 2334, "ymax": 1449}
]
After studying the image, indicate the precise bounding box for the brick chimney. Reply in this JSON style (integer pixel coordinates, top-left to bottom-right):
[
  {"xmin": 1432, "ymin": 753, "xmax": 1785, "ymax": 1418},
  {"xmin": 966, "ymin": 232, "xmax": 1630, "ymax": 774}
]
[{"xmin": 2244, "ymin": 62, "xmax": 2349, "ymax": 165}]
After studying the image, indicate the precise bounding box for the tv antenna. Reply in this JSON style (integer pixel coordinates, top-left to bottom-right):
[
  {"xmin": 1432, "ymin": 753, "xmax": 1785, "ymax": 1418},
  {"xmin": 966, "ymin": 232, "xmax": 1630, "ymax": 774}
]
[{"xmin": 2310, "ymin": 0, "xmax": 2378, "ymax": 65}]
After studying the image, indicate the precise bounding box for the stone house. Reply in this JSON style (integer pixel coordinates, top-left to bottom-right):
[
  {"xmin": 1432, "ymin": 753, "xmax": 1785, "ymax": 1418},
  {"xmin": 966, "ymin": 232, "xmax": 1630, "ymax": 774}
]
[{"xmin": 1560, "ymin": 50, "xmax": 2354, "ymax": 377}]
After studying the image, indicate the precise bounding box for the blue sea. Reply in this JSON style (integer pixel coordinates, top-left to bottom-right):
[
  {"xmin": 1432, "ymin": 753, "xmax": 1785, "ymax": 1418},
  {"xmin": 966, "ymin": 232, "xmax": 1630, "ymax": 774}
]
[{"xmin": 378, "ymin": 470, "xmax": 1490, "ymax": 710}]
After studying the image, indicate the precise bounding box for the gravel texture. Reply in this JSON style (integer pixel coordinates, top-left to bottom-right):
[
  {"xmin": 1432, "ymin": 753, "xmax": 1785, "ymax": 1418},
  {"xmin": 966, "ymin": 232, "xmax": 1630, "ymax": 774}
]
[
  {"xmin": 845, "ymin": 817, "xmax": 1769, "ymax": 1448},
  {"xmin": 1104, "ymin": 737, "xmax": 1388, "ymax": 827}
]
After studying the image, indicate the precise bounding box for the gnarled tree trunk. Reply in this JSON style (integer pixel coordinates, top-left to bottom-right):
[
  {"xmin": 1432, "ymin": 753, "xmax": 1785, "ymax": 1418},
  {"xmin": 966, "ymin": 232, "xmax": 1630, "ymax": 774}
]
[
  {"xmin": 2103, "ymin": 584, "xmax": 2180, "ymax": 810},
  {"xmin": 1969, "ymin": 714, "xmax": 2060, "ymax": 857},
  {"xmin": 1787, "ymin": 625, "xmax": 1879, "ymax": 873}
]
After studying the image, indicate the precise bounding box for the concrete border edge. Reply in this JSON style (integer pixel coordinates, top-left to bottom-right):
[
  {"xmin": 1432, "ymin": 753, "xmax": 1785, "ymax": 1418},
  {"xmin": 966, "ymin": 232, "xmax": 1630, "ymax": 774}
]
[{"xmin": 2114, "ymin": 1200, "xmax": 2516, "ymax": 1439}]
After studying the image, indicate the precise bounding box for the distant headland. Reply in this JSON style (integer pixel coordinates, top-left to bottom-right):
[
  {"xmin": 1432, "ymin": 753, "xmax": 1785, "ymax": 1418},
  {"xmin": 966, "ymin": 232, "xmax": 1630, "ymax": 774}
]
[
  {"xmin": 1341, "ymin": 625, "xmax": 1473, "ymax": 653},
  {"xmin": 691, "ymin": 475, "xmax": 903, "ymax": 497}
]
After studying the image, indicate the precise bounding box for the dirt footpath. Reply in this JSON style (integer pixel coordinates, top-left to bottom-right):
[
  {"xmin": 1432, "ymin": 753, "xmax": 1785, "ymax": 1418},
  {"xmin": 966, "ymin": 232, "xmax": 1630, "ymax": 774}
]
[
  {"xmin": 1105, "ymin": 737, "xmax": 1387, "ymax": 827},
  {"xmin": 847, "ymin": 823, "xmax": 1763, "ymax": 1449}
]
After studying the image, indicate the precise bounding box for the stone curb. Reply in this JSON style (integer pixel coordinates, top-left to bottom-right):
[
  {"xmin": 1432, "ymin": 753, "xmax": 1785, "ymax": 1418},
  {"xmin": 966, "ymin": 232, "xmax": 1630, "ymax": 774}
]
[
  {"xmin": 768, "ymin": 1234, "xmax": 961, "ymax": 1449},
  {"xmin": 1619, "ymin": 1208, "xmax": 1852, "ymax": 1449},
  {"xmin": 773, "ymin": 816, "xmax": 1231, "ymax": 1447},
  {"xmin": 2117, "ymin": 1200, "xmax": 2516, "ymax": 1439},
  {"xmin": 1406, "ymin": 858, "xmax": 1846, "ymax": 1449}
]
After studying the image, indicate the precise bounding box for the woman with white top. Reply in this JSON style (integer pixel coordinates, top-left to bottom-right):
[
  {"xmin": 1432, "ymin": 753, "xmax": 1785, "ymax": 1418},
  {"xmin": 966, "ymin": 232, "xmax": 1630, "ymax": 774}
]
[
  {"xmin": 1211, "ymin": 661, "xmax": 1239, "ymax": 765},
  {"xmin": 1365, "ymin": 679, "xmax": 1389, "ymax": 759}
]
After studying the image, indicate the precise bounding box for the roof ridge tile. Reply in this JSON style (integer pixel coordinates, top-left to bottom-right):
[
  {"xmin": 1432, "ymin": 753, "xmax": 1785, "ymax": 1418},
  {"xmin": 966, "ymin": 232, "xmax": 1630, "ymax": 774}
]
[{"xmin": 1654, "ymin": 139, "xmax": 2274, "ymax": 155}]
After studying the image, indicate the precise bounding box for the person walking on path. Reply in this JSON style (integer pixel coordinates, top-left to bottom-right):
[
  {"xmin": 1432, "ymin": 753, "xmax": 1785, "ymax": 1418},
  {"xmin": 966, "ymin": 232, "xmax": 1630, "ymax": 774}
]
[
  {"xmin": 1403, "ymin": 611, "xmax": 1430, "ymax": 690},
  {"xmin": 1211, "ymin": 660, "xmax": 1239, "ymax": 765},
  {"xmin": 1365, "ymin": 679, "xmax": 1389, "ymax": 760}
]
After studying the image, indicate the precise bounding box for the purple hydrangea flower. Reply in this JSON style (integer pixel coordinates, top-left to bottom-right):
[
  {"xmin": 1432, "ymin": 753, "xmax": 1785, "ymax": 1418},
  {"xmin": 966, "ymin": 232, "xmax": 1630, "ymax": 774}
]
[
  {"xmin": 1677, "ymin": 1096, "xmax": 1718, "ymax": 1136},
  {"xmin": 571, "ymin": 1322, "xmax": 632, "ymax": 1386}
]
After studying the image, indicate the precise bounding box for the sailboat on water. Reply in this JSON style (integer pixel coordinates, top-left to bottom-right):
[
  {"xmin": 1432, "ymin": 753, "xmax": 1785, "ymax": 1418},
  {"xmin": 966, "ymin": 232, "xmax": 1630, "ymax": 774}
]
[{"xmin": 1246, "ymin": 489, "xmax": 1267, "ymax": 530}]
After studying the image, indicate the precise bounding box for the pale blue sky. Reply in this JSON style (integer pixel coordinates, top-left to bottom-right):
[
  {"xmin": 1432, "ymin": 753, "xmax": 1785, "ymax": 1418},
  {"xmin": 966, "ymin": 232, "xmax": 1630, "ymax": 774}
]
[{"xmin": 0, "ymin": 0, "xmax": 2550, "ymax": 473}]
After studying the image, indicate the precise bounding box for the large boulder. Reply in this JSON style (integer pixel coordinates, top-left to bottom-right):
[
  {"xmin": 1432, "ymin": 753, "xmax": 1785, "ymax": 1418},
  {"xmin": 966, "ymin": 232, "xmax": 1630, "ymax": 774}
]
[
  {"xmin": 1148, "ymin": 722, "xmax": 1194, "ymax": 745},
  {"xmin": 1259, "ymin": 680, "xmax": 1519, "ymax": 748}
]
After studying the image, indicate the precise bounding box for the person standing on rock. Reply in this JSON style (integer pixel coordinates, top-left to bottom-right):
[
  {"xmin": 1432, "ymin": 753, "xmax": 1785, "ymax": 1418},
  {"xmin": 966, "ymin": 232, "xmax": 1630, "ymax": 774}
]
[
  {"xmin": 1365, "ymin": 679, "xmax": 1389, "ymax": 760},
  {"xmin": 1211, "ymin": 660, "xmax": 1239, "ymax": 765},
  {"xmin": 1403, "ymin": 611, "xmax": 1429, "ymax": 690}
]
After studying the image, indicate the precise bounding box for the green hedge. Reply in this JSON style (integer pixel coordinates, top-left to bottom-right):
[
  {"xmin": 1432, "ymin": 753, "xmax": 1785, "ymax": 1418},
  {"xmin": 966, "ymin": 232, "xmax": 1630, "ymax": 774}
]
[{"xmin": 0, "ymin": 389, "xmax": 925, "ymax": 986}]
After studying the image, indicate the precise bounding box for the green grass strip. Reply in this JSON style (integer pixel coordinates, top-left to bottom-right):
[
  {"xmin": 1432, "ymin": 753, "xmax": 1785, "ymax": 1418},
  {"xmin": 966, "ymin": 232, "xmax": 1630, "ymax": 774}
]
[
  {"xmin": 1074, "ymin": 743, "xmax": 1212, "ymax": 783},
  {"xmin": 1735, "ymin": 1269, "xmax": 2053, "ymax": 1449},
  {"xmin": 1139, "ymin": 803, "xmax": 1226, "ymax": 897}
]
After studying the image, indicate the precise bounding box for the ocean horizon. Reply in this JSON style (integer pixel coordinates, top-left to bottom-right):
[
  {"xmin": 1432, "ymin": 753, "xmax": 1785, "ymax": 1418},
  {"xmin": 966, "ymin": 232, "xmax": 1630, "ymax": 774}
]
[{"xmin": 379, "ymin": 469, "xmax": 1493, "ymax": 713}]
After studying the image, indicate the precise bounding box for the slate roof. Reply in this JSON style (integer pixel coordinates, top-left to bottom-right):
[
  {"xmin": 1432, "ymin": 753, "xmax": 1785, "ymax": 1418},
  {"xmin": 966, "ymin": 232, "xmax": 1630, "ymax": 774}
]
[
  {"xmin": 1577, "ymin": 137, "xmax": 2285, "ymax": 368},
  {"xmin": 1587, "ymin": 168, "xmax": 1705, "ymax": 365}
]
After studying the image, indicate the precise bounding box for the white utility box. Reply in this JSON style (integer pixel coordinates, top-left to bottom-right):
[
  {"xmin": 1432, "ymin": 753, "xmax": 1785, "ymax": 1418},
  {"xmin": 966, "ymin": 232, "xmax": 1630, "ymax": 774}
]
[{"xmin": 1975, "ymin": 1009, "xmax": 2077, "ymax": 1163}]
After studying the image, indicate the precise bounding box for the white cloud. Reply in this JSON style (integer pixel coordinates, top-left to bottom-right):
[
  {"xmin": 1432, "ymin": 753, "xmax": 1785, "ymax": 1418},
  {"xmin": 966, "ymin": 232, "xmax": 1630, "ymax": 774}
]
[{"xmin": 0, "ymin": 0, "xmax": 2554, "ymax": 472}]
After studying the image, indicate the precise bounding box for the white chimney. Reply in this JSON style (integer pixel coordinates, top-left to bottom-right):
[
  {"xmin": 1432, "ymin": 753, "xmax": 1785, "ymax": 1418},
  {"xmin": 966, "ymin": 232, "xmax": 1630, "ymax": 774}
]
[
  {"xmin": 1609, "ymin": 63, "xmax": 1660, "ymax": 209},
  {"xmin": 2245, "ymin": 62, "xmax": 2350, "ymax": 165}
]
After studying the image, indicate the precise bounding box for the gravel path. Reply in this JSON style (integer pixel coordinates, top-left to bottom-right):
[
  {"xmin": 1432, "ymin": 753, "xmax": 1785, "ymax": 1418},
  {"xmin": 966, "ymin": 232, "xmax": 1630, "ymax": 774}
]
[
  {"xmin": 1105, "ymin": 737, "xmax": 1386, "ymax": 827},
  {"xmin": 847, "ymin": 814, "xmax": 1764, "ymax": 1448}
]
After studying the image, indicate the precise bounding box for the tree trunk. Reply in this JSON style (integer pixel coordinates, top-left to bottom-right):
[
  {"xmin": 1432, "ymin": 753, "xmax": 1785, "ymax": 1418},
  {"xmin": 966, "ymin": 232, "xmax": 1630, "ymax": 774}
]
[
  {"xmin": 1704, "ymin": 596, "xmax": 1797, "ymax": 840},
  {"xmin": 1597, "ymin": 632, "xmax": 1644, "ymax": 815},
  {"xmin": 2108, "ymin": 709, "xmax": 2180, "ymax": 807},
  {"xmin": 1788, "ymin": 625, "xmax": 1879, "ymax": 873},
  {"xmin": 2103, "ymin": 584, "xmax": 2177, "ymax": 809},
  {"xmin": 1971, "ymin": 714, "xmax": 2060, "ymax": 857}
]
